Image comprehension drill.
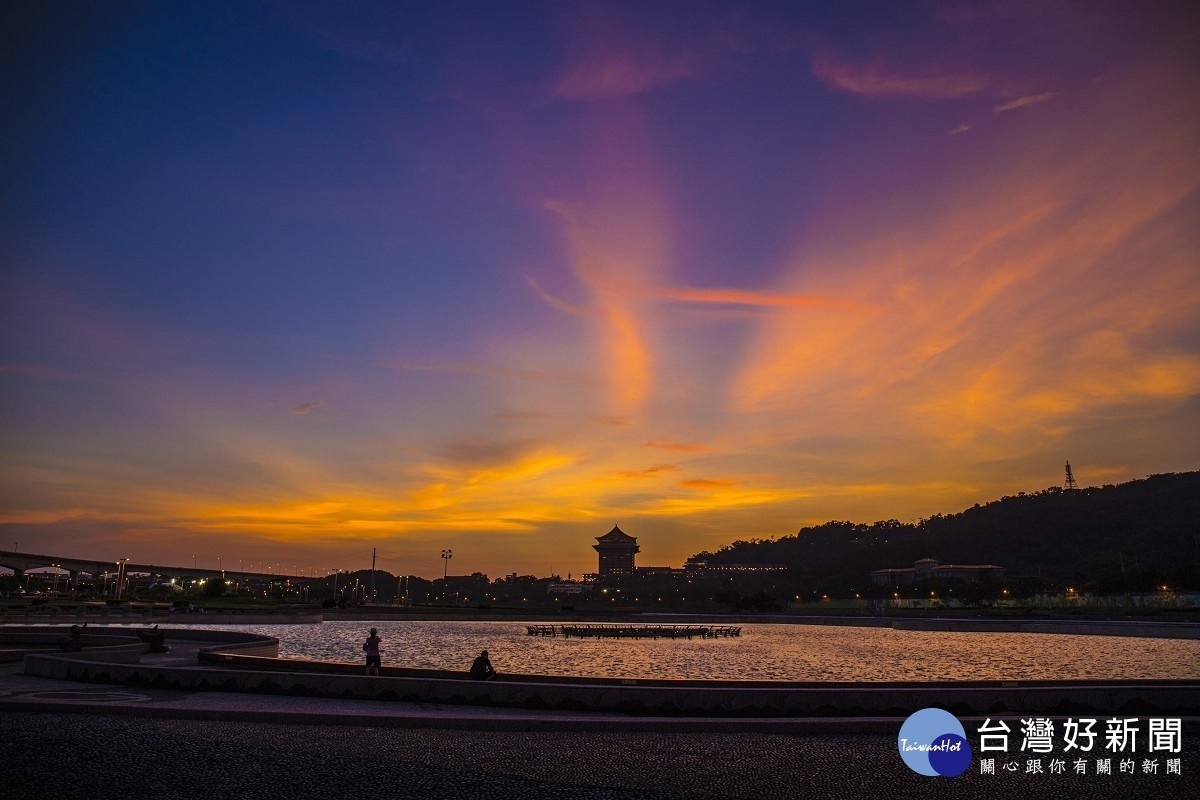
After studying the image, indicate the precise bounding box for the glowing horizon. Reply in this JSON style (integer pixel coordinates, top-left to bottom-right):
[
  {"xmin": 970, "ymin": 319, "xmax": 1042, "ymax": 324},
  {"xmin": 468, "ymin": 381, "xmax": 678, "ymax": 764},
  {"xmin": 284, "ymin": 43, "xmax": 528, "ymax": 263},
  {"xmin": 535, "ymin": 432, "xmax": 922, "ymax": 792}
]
[{"xmin": 2, "ymin": 2, "xmax": 1197, "ymax": 580}]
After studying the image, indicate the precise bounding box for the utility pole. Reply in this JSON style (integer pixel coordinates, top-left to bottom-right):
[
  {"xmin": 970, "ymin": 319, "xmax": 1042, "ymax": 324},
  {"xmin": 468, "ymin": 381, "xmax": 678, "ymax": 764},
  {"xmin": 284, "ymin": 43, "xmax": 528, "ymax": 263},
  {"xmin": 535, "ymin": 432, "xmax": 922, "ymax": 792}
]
[
  {"xmin": 440, "ymin": 549, "xmax": 452, "ymax": 604},
  {"xmin": 369, "ymin": 547, "xmax": 376, "ymax": 603}
]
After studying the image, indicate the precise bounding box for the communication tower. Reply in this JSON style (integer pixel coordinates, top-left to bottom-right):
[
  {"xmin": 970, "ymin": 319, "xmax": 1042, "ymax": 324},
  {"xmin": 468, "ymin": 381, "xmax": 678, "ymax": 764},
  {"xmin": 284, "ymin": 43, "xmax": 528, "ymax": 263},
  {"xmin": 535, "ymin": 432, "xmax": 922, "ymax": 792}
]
[{"xmin": 1064, "ymin": 461, "xmax": 1079, "ymax": 491}]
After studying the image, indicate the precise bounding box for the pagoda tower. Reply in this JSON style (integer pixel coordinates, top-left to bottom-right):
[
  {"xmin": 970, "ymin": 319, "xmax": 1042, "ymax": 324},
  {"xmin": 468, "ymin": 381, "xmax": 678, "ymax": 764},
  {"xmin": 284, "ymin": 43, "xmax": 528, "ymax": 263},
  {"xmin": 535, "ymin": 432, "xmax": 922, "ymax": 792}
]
[{"xmin": 593, "ymin": 525, "xmax": 640, "ymax": 576}]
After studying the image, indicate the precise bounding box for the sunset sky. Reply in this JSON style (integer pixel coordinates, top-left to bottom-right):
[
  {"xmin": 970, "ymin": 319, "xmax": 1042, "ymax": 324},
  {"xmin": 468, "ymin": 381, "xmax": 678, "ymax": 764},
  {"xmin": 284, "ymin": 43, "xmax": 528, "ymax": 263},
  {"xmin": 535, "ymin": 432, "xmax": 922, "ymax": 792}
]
[{"xmin": 2, "ymin": 1, "xmax": 1197, "ymax": 580}]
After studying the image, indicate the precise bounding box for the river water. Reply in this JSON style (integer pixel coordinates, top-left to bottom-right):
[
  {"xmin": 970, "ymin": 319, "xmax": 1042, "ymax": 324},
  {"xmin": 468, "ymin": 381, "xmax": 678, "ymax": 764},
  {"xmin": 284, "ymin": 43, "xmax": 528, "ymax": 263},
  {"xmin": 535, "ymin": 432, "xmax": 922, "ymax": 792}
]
[{"xmin": 184, "ymin": 620, "xmax": 1200, "ymax": 682}]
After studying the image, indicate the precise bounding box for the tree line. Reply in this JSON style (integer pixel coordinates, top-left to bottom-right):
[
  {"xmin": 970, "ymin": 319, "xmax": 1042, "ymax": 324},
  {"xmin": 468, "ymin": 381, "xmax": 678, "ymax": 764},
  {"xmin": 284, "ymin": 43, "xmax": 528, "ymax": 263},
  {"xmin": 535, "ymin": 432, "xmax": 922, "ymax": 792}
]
[{"xmin": 687, "ymin": 471, "xmax": 1200, "ymax": 594}]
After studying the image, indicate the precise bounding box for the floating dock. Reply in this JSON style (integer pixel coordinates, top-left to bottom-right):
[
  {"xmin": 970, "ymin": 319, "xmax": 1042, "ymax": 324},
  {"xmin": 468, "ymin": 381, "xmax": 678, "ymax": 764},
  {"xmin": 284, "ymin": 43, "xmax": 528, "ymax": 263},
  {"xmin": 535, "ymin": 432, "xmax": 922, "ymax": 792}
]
[{"xmin": 526, "ymin": 624, "xmax": 741, "ymax": 639}]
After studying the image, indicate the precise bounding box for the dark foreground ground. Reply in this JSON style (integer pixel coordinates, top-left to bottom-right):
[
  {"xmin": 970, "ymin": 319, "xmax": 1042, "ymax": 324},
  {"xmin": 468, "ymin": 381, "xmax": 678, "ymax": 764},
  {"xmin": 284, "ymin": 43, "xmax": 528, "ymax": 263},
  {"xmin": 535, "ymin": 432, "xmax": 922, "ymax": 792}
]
[{"xmin": 4, "ymin": 713, "xmax": 1196, "ymax": 800}]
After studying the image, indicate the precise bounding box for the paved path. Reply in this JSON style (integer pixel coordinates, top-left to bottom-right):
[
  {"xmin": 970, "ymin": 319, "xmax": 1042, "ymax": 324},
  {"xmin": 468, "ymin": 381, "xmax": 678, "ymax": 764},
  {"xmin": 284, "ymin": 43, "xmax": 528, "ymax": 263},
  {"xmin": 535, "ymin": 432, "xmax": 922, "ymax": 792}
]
[
  {"xmin": 0, "ymin": 640, "xmax": 910, "ymax": 732},
  {"xmin": 5, "ymin": 709, "xmax": 1196, "ymax": 800},
  {"xmin": 3, "ymin": 648, "xmax": 1197, "ymax": 799}
]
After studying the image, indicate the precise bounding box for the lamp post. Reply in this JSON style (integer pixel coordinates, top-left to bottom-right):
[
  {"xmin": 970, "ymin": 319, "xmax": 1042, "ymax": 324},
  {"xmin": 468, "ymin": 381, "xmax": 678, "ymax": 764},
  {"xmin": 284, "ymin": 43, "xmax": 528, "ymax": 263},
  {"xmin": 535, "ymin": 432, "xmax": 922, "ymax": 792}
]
[{"xmin": 440, "ymin": 549, "xmax": 452, "ymax": 604}]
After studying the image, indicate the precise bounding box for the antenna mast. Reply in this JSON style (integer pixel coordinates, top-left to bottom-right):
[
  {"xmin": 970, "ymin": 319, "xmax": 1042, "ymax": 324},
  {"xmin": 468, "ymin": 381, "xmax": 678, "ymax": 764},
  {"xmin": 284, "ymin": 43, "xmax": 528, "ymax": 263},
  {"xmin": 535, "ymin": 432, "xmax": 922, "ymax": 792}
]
[{"xmin": 1064, "ymin": 461, "xmax": 1078, "ymax": 491}]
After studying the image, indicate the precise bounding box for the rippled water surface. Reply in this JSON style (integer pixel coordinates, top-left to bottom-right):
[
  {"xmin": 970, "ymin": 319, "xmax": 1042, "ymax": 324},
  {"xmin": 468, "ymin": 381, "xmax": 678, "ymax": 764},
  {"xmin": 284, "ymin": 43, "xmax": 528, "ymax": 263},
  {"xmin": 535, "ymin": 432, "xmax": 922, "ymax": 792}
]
[{"xmin": 186, "ymin": 620, "xmax": 1200, "ymax": 681}]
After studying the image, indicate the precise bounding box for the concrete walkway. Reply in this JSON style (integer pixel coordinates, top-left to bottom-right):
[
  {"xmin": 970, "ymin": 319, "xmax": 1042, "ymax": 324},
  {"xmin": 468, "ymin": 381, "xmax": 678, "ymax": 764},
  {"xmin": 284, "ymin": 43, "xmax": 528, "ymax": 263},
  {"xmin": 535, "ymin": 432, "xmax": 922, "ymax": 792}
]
[
  {"xmin": 0, "ymin": 641, "xmax": 902, "ymax": 732},
  {"xmin": 6, "ymin": 633, "xmax": 1199, "ymax": 731}
]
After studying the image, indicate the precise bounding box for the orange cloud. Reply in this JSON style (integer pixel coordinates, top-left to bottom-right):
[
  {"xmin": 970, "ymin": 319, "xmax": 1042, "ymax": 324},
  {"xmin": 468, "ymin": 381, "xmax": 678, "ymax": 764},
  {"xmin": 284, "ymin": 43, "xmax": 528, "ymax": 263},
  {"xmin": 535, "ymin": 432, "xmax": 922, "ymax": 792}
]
[
  {"xmin": 545, "ymin": 192, "xmax": 668, "ymax": 414},
  {"xmin": 651, "ymin": 285, "xmax": 873, "ymax": 313},
  {"xmin": 737, "ymin": 51, "xmax": 1200, "ymax": 462},
  {"xmin": 491, "ymin": 409, "xmax": 549, "ymax": 421},
  {"xmin": 680, "ymin": 478, "xmax": 738, "ymax": 490},
  {"xmin": 616, "ymin": 464, "xmax": 680, "ymax": 479},
  {"xmin": 645, "ymin": 440, "xmax": 712, "ymax": 453}
]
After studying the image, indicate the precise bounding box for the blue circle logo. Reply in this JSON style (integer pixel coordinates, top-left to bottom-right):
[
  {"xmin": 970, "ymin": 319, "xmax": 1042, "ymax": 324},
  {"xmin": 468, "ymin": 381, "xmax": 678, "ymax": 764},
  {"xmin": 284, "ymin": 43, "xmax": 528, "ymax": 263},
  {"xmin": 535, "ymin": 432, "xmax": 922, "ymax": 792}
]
[{"xmin": 897, "ymin": 708, "xmax": 972, "ymax": 777}]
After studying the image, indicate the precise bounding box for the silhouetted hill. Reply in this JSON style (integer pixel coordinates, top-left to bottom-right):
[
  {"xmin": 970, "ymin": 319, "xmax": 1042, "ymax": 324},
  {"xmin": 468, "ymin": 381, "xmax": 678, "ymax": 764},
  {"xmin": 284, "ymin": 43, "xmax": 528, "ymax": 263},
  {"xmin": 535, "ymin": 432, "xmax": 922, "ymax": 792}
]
[{"xmin": 688, "ymin": 472, "xmax": 1200, "ymax": 592}]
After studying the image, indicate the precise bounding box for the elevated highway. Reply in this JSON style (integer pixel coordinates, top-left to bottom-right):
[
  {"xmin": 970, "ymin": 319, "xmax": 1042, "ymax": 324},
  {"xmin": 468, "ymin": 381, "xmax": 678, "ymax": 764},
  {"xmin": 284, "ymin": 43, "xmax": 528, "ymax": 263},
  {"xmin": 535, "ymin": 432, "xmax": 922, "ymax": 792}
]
[{"xmin": 0, "ymin": 550, "xmax": 312, "ymax": 583}]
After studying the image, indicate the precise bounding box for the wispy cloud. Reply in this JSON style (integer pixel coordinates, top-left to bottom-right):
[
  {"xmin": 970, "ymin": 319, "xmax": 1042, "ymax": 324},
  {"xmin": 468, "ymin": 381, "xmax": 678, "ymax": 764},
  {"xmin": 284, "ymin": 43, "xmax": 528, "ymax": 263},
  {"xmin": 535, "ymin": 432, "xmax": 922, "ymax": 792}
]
[
  {"xmin": 290, "ymin": 16, "xmax": 410, "ymax": 67},
  {"xmin": 383, "ymin": 360, "xmax": 586, "ymax": 388},
  {"xmin": 524, "ymin": 274, "xmax": 591, "ymax": 316},
  {"xmin": 441, "ymin": 438, "xmax": 539, "ymax": 468},
  {"xmin": 994, "ymin": 92, "xmax": 1054, "ymax": 113},
  {"xmin": 544, "ymin": 195, "xmax": 666, "ymax": 413},
  {"xmin": 553, "ymin": 47, "xmax": 704, "ymax": 101},
  {"xmin": 491, "ymin": 409, "xmax": 550, "ymax": 421},
  {"xmin": 810, "ymin": 52, "xmax": 991, "ymax": 99},
  {"xmin": 680, "ymin": 478, "xmax": 738, "ymax": 490},
  {"xmin": 0, "ymin": 363, "xmax": 83, "ymax": 381},
  {"xmin": 949, "ymin": 123, "xmax": 974, "ymax": 136},
  {"xmin": 616, "ymin": 464, "xmax": 680, "ymax": 479},
  {"xmin": 736, "ymin": 61, "xmax": 1200, "ymax": 463},
  {"xmin": 528, "ymin": 277, "xmax": 869, "ymax": 316},
  {"xmin": 652, "ymin": 284, "xmax": 874, "ymax": 313},
  {"xmin": 645, "ymin": 440, "xmax": 712, "ymax": 453},
  {"xmin": 289, "ymin": 401, "xmax": 322, "ymax": 415}
]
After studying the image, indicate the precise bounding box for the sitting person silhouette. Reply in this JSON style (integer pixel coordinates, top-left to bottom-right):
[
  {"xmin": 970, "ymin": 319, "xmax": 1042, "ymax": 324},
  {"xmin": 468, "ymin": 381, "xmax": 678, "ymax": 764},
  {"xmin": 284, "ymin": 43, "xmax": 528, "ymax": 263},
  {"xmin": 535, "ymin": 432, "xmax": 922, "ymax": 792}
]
[{"xmin": 469, "ymin": 649, "xmax": 496, "ymax": 681}]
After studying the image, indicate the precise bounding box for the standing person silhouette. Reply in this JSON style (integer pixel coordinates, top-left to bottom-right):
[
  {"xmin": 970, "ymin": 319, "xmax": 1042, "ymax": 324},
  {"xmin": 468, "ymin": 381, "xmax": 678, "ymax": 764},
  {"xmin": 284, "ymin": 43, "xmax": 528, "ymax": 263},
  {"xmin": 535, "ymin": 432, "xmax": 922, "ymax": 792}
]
[{"xmin": 363, "ymin": 627, "xmax": 381, "ymax": 675}]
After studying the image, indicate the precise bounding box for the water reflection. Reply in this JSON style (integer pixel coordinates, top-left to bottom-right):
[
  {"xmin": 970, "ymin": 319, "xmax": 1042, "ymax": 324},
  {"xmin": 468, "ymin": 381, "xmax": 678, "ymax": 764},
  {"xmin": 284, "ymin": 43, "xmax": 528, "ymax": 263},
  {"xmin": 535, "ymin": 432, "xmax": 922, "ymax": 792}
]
[{"xmin": 190, "ymin": 621, "xmax": 1200, "ymax": 682}]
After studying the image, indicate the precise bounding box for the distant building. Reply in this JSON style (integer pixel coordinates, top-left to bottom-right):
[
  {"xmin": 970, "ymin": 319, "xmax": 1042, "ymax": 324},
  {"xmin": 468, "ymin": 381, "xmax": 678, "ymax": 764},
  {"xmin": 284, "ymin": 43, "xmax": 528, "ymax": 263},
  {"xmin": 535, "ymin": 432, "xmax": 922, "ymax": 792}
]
[
  {"xmin": 593, "ymin": 525, "xmax": 640, "ymax": 576},
  {"xmin": 546, "ymin": 582, "xmax": 590, "ymax": 595},
  {"xmin": 684, "ymin": 558, "xmax": 787, "ymax": 573},
  {"xmin": 703, "ymin": 564, "xmax": 787, "ymax": 573},
  {"xmin": 871, "ymin": 557, "xmax": 1005, "ymax": 586}
]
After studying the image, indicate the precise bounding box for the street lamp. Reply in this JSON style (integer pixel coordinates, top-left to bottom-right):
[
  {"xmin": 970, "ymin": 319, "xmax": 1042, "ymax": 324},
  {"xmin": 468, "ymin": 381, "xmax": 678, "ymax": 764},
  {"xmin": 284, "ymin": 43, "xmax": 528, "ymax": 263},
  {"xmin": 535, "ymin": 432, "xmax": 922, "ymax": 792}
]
[
  {"xmin": 116, "ymin": 558, "xmax": 129, "ymax": 600},
  {"xmin": 440, "ymin": 549, "xmax": 452, "ymax": 604}
]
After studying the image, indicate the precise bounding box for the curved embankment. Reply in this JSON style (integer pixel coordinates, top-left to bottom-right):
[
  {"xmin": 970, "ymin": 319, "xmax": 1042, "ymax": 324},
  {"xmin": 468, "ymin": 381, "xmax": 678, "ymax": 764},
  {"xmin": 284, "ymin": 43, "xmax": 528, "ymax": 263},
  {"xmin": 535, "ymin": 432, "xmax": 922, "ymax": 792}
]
[
  {"xmin": 0, "ymin": 630, "xmax": 148, "ymax": 663},
  {"xmin": 7, "ymin": 626, "xmax": 278, "ymax": 663},
  {"xmin": 16, "ymin": 625, "xmax": 1200, "ymax": 718},
  {"xmin": 888, "ymin": 618, "xmax": 1200, "ymax": 639}
]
